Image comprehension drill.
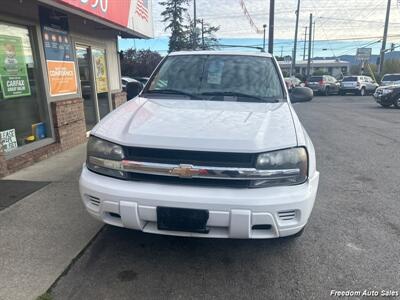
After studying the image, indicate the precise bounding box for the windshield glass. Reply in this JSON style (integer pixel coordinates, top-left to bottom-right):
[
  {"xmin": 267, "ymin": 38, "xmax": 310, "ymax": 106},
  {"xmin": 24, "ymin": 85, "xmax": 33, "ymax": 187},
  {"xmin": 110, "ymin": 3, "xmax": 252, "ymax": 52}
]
[
  {"xmin": 309, "ymin": 76, "xmax": 323, "ymax": 82},
  {"xmin": 146, "ymin": 55, "xmax": 284, "ymax": 102},
  {"xmin": 342, "ymin": 76, "xmax": 358, "ymax": 82},
  {"xmin": 382, "ymin": 74, "xmax": 400, "ymax": 82}
]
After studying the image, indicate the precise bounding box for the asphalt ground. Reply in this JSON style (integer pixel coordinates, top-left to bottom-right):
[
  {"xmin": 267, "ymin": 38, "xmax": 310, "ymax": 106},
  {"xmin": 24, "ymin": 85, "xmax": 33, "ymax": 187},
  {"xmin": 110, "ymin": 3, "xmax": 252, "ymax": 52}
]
[{"xmin": 50, "ymin": 95, "xmax": 400, "ymax": 300}]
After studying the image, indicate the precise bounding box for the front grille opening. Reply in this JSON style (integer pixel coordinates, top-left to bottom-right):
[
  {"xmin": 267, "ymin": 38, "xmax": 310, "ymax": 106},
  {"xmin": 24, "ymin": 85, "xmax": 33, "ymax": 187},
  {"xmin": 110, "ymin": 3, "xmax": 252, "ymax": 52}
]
[
  {"xmin": 278, "ymin": 210, "xmax": 297, "ymax": 221},
  {"xmin": 124, "ymin": 147, "xmax": 256, "ymax": 168},
  {"xmin": 87, "ymin": 195, "xmax": 100, "ymax": 206},
  {"xmin": 252, "ymin": 224, "xmax": 272, "ymax": 230},
  {"xmin": 108, "ymin": 212, "xmax": 121, "ymax": 219}
]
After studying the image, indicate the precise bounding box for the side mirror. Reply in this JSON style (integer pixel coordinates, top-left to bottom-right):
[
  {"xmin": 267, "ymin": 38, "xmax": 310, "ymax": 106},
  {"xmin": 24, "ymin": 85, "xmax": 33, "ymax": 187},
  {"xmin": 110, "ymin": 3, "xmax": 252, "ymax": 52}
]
[{"xmin": 290, "ymin": 87, "xmax": 314, "ymax": 103}]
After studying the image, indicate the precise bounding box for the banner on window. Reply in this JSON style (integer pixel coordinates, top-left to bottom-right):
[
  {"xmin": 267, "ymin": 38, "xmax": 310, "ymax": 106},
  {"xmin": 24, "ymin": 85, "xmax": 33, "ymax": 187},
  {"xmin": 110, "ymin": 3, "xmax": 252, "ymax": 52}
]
[
  {"xmin": 42, "ymin": 26, "xmax": 77, "ymax": 96},
  {"xmin": 0, "ymin": 35, "xmax": 31, "ymax": 99},
  {"xmin": 92, "ymin": 49, "xmax": 108, "ymax": 93}
]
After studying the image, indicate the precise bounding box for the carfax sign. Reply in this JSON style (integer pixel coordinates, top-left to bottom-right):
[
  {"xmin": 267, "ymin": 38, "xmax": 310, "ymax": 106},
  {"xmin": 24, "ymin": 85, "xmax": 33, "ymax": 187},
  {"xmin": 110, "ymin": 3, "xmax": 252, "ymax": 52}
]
[{"xmin": 0, "ymin": 35, "xmax": 31, "ymax": 99}]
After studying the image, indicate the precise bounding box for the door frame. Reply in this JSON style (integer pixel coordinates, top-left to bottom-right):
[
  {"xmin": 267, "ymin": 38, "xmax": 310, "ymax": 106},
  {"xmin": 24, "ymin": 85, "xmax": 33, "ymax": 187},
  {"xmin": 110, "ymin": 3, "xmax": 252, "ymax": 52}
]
[{"xmin": 74, "ymin": 42, "xmax": 112, "ymax": 126}]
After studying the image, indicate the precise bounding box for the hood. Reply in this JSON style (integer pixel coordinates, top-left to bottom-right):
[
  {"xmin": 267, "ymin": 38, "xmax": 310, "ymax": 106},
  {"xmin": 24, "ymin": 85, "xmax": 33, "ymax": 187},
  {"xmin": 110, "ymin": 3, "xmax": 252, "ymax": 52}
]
[
  {"xmin": 92, "ymin": 97, "xmax": 298, "ymax": 153},
  {"xmin": 377, "ymin": 84, "xmax": 400, "ymax": 90}
]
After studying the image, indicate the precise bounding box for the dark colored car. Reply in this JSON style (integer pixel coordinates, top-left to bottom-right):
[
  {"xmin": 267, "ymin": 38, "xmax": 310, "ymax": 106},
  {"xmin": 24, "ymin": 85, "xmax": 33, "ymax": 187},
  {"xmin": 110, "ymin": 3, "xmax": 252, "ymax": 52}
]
[
  {"xmin": 306, "ymin": 75, "xmax": 340, "ymax": 96},
  {"xmin": 373, "ymin": 85, "xmax": 400, "ymax": 108}
]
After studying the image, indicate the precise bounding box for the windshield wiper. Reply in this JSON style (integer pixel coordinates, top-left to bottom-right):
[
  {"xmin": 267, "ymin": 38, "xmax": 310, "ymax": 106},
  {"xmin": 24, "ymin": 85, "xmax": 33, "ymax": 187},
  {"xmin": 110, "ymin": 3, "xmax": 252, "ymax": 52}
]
[
  {"xmin": 200, "ymin": 91, "xmax": 279, "ymax": 103},
  {"xmin": 144, "ymin": 89, "xmax": 200, "ymax": 99}
]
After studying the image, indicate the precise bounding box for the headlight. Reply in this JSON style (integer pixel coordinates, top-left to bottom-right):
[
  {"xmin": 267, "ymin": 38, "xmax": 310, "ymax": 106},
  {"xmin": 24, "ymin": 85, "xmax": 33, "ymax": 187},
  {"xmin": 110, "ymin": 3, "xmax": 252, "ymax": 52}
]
[
  {"xmin": 86, "ymin": 136, "xmax": 127, "ymax": 179},
  {"xmin": 251, "ymin": 147, "xmax": 308, "ymax": 188},
  {"xmin": 381, "ymin": 89, "xmax": 394, "ymax": 95}
]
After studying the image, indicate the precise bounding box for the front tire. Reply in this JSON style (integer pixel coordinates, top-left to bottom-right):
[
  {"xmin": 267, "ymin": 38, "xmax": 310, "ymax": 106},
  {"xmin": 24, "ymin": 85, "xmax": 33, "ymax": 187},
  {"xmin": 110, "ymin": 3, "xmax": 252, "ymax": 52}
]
[
  {"xmin": 394, "ymin": 97, "xmax": 400, "ymax": 108},
  {"xmin": 324, "ymin": 87, "xmax": 330, "ymax": 96},
  {"xmin": 380, "ymin": 103, "xmax": 392, "ymax": 108},
  {"xmin": 359, "ymin": 87, "xmax": 366, "ymax": 96}
]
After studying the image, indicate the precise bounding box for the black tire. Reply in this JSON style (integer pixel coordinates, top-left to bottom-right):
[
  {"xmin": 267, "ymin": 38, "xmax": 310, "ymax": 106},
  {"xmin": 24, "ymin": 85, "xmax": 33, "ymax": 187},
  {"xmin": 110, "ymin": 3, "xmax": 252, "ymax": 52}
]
[
  {"xmin": 324, "ymin": 87, "xmax": 330, "ymax": 96},
  {"xmin": 339, "ymin": 90, "xmax": 345, "ymax": 96},
  {"xmin": 359, "ymin": 87, "xmax": 366, "ymax": 96},
  {"xmin": 380, "ymin": 103, "xmax": 392, "ymax": 108},
  {"xmin": 394, "ymin": 97, "xmax": 400, "ymax": 109}
]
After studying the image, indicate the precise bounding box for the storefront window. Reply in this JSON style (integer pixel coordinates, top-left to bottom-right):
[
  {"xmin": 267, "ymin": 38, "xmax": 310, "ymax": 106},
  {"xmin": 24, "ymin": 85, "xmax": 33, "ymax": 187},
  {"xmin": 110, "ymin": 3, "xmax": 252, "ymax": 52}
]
[{"xmin": 0, "ymin": 22, "xmax": 50, "ymax": 153}]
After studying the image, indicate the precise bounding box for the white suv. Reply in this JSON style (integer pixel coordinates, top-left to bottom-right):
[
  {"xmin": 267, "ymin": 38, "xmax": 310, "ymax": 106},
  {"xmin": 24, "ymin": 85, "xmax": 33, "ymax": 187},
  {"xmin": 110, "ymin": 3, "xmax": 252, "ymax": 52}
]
[
  {"xmin": 79, "ymin": 51, "xmax": 320, "ymax": 239},
  {"xmin": 340, "ymin": 75, "xmax": 378, "ymax": 96}
]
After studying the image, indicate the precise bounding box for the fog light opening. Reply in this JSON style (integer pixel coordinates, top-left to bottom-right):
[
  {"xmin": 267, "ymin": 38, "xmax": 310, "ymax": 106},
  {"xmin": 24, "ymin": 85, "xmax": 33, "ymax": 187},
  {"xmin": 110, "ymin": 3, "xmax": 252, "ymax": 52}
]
[{"xmin": 252, "ymin": 224, "xmax": 272, "ymax": 230}]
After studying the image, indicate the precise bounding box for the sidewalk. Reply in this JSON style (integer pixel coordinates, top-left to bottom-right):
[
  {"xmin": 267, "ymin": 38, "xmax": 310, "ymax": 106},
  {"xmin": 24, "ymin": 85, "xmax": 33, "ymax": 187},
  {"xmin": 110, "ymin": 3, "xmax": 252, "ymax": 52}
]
[{"xmin": 0, "ymin": 144, "xmax": 103, "ymax": 300}]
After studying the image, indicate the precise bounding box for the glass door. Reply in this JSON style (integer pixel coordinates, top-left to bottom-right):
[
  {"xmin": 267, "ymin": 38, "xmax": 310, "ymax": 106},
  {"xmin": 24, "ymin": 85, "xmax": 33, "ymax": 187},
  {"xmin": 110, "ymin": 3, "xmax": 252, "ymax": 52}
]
[
  {"xmin": 75, "ymin": 45, "xmax": 97, "ymax": 131},
  {"xmin": 92, "ymin": 48, "xmax": 110, "ymax": 119}
]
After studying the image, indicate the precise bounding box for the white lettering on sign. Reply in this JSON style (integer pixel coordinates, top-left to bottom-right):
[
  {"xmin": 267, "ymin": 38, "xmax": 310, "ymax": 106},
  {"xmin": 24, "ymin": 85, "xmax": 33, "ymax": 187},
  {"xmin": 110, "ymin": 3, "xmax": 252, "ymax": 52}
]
[
  {"xmin": 0, "ymin": 129, "xmax": 18, "ymax": 153},
  {"xmin": 49, "ymin": 68, "xmax": 74, "ymax": 77},
  {"xmin": 80, "ymin": 0, "xmax": 108, "ymax": 13}
]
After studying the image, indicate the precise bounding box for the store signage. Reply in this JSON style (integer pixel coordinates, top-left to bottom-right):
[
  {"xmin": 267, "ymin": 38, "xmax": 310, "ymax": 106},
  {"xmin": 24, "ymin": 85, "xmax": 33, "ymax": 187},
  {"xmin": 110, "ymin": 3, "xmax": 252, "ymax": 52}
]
[
  {"xmin": 92, "ymin": 49, "xmax": 108, "ymax": 93},
  {"xmin": 56, "ymin": 0, "xmax": 153, "ymax": 37},
  {"xmin": 40, "ymin": 8, "xmax": 78, "ymax": 97},
  {"xmin": 356, "ymin": 48, "xmax": 372, "ymax": 61},
  {"xmin": 0, "ymin": 35, "xmax": 31, "ymax": 99},
  {"xmin": 0, "ymin": 129, "xmax": 18, "ymax": 153}
]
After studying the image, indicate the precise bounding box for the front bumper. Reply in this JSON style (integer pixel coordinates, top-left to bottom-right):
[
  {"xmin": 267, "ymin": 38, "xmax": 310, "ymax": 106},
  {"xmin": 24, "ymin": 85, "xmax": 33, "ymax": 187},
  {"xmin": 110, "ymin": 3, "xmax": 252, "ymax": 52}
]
[
  {"xmin": 373, "ymin": 92, "xmax": 394, "ymax": 105},
  {"xmin": 79, "ymin": 165, "xmax": 320, "ymax": 239}
]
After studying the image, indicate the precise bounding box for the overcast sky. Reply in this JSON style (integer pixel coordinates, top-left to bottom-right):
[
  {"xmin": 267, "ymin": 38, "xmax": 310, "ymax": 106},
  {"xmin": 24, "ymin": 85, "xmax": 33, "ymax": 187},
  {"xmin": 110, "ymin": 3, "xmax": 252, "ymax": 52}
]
[{"xmin": 151, "ymin": 0, "xmax": 400, "ymax": 42}]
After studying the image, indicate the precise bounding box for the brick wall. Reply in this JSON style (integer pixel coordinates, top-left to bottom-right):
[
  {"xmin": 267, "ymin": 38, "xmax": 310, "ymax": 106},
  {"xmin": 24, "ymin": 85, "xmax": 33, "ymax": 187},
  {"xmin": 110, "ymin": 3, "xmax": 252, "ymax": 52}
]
[
  {"xmin": 0, "ymin": 98, "xmax": 87, "ymax": 177},
  {"xmin": 112, "ymin": 91, "xmax": 127, "ymax": 109}
]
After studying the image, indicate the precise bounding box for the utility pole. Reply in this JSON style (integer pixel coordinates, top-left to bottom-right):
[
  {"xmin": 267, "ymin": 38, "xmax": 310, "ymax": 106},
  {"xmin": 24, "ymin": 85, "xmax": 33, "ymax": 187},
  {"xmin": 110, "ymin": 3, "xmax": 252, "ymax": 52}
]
[
  {"xmin": 268, "ymin": 0, "xmax": 275, "ymax": 54},
  {"xmin": 263, "ymin": 24, "xmax": 267, "ymax": 52},
  {"xmin": 193, "ymin": 0, "xmax": 197, "ymax": 50},
  {"xmin": 201, "ymin": 19, "xmax": 205, "ymax": 50},
  {"xmin": 291, "ymin": 0, "xmax": 301, "ymax": 76},
  {"xmin": 379, "ymin": 0, "xmax": 391, "ymax": 75},
  {"xmin": 303, "ymin": 26, "xmax": 307, "ymax": 61},
  {"xmin": 306, "ymin": 14, "xmax": 313, "ymax": 78},
  {"xmin": 312, "ymin": 21, "xmax": 316, "ymax": 59}
]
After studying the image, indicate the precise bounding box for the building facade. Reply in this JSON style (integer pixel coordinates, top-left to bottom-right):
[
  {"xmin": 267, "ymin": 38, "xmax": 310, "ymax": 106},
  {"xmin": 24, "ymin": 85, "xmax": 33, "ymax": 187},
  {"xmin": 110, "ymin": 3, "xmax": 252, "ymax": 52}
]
[
  {"xmin": 0, "ymin": 0, "xmax": 153, "ymax": 177},
  {"xmin": 279, "ymin": 59, "xmax": 351, "ymax": 78}
]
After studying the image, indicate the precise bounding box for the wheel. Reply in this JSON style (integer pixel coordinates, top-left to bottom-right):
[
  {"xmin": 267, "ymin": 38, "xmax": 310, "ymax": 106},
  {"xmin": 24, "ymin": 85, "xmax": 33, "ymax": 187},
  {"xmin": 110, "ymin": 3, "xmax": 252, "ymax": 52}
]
[
  {"xmin": 380, "ymin": 103, "xmax": 392, "ymax": 108},
  {"xmin": 324, "ymin": 87, "xmax": 330, "ymax": 96},
  {"xmin": 339, "ymin": 90, "xmax": 345, "ymax": 96},
  {"xmin": 394, "ymin": 97, "xmax": 400, "ymax": 108},
  {"xmin": 359, "ymin": 87, "xmax": 366, "ymax": 96}
]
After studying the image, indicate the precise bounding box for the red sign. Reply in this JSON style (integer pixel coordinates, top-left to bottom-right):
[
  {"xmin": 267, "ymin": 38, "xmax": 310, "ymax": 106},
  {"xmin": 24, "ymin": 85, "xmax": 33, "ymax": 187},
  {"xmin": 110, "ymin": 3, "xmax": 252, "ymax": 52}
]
[{"xmin": 57, "ymin": 0, "xmax": 132, "ymax": 28}]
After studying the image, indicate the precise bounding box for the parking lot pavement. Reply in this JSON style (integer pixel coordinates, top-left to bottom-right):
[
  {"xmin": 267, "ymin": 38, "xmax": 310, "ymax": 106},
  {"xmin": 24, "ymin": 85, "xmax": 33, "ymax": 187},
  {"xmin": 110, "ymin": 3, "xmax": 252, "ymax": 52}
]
[{"xmin": 50, "ymin": 96, "xmax": 400, "ymax": 300}]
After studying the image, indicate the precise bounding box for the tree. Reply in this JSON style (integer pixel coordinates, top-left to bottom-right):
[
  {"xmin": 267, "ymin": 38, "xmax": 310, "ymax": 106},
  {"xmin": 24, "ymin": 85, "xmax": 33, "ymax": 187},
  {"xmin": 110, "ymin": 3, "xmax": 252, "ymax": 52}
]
[
  {"xmin": 120, "ymin": 49, "xmax": 163, "ymax": 77},
  {"xmin": 185, "ymin": 15, "xmax": 220, "ymax": 50},
  {"xmin": 159, "ymin": 0, "xmax": 189, "ymax": 52}
]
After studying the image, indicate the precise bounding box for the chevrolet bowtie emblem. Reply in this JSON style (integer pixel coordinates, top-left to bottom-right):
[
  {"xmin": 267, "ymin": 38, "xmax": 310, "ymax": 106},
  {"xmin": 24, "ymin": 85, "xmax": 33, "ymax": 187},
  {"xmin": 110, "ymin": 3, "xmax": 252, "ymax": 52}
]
[{"xmin": 170, "ymin": 164, "xmax": 200, "ymax": 178}]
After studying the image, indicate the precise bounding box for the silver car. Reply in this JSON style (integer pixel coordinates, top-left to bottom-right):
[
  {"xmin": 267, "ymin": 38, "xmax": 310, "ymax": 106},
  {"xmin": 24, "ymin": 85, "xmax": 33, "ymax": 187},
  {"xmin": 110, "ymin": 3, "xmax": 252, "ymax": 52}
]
[
  {"xmin": 339, "ymin": 76, "xmax": 378, "ymax": 96},
  {"xmin": 381, "ymin": 74, "xmax": 400, "ymax": 86}
]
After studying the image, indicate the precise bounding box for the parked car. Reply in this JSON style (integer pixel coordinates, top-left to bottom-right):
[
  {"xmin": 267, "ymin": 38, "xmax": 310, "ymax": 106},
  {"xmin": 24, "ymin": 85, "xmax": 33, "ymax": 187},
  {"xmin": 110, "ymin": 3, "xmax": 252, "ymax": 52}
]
[
  {"xmin": 381, "ymin": 73, "xmax": 400, "ymax": 86},
  {"xmin": 284, "ymin": 77, "xmax": 302, "ymax": 91},
  {"xmin": 373, "ymin": 85, "xmax": 400, "ymax": 108},
  {"xmin": 306, "ymin": 75, "xmax": 340, "ymax": 96},
  {"xmin": 122, "ymin": 77, "xmax": 143, "ymax": 100},
  {"xmin": 339, "ymin": 75, "xmax": 378, "ymax": 96},
  {"xmin": 80, "ymin": 51, "xmax": 319, "ymax": 239}
]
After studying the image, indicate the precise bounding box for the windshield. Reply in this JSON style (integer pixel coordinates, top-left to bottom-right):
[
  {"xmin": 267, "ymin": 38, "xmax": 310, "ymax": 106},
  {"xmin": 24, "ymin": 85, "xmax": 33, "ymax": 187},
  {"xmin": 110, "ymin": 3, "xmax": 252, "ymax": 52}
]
[
  {"xmin": 145, "ymin": 55, "xmax": 284, "ymax": 102},
  {"xmin": 382, "ymin": 74, "xmax": 400, "ymax": 82},
  {"xmin": 342, "ymin": 76, "xmax": 358, "ymax": 82}
]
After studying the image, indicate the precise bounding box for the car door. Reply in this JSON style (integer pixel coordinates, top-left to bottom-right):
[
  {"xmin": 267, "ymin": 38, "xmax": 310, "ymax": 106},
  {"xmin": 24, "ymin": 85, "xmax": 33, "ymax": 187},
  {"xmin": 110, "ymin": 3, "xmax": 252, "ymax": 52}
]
[{"xmin": 330, "ymin": 76, "xmax": 339, "ymax": 93}]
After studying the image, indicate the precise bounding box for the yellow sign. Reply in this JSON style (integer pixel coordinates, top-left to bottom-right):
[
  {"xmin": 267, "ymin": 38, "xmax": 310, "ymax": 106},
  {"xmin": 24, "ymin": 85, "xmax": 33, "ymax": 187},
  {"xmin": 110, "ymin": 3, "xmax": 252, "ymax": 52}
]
[{"xmin": 92, "ymin": 49, "xmax": 108, "ymax": 93}]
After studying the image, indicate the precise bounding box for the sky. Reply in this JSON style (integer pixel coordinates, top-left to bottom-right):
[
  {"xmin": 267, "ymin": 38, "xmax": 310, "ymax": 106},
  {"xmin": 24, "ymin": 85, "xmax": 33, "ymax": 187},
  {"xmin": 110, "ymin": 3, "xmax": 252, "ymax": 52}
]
[{"xmin": 120, "ymin": 0, "xmax": 400, "ymax": 57}]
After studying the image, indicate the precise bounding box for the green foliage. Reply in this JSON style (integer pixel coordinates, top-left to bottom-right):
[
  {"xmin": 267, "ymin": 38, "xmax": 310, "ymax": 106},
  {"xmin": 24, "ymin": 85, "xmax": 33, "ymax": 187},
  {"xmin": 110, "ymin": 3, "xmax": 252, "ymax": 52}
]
[
  {"xmin": 312, "ymin": 69, "xmax": 328, "ymax": 76},
  {"xmin": 121, "ymin": 49, "xmax": 163, "ymax": 77},
  {"xmin": 160, "ymin": 0, "xmax": 220, "ymax": 52},
  {"xmin": 159, "ymin": 0, "xmax": 190, "ymax": 52},
  {"xmin": 382, "ymin": 59, "xmax": 400, "ymax": 75}
]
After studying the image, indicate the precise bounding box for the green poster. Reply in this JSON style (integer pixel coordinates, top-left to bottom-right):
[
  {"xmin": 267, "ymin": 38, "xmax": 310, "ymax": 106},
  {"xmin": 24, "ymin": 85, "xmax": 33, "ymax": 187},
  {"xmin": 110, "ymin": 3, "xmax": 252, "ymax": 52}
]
[{"xmin": 0, "ymin": 35, "xmax": 31, "ymax": 99}]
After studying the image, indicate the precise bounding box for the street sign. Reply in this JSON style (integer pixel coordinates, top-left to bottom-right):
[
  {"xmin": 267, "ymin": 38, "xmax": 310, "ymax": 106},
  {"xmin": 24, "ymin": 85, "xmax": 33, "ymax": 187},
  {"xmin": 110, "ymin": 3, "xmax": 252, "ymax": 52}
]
[{"xmin": 356, "ymin": 48, "xmax": 372, "ymax": 61}]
